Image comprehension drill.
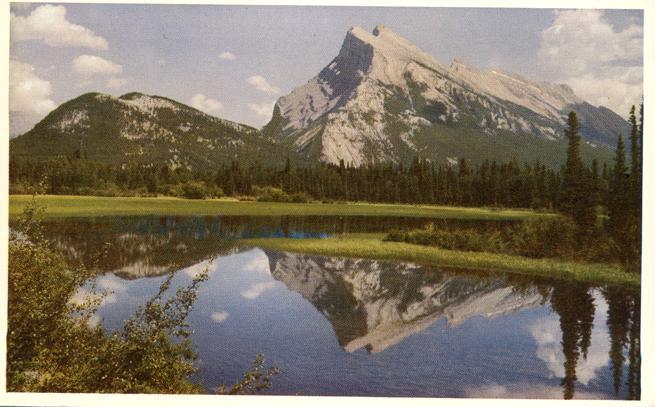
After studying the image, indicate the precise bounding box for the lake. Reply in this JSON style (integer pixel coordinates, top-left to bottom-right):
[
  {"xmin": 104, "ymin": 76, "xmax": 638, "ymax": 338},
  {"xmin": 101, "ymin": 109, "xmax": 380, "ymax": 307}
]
[{"xmin": 37, "ymin": 215, "xmax": 641, "ymax": 399}]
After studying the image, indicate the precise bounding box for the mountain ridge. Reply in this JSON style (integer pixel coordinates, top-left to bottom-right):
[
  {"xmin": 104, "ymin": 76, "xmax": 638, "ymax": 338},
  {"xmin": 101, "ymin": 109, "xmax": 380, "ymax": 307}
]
[
  {"xmin": 264, "ymin": 24, "xmax": 628, "ymax": 167},
  {"xmin": 10, "ymin": 91, "xmax": 287, "ymax": 169}
]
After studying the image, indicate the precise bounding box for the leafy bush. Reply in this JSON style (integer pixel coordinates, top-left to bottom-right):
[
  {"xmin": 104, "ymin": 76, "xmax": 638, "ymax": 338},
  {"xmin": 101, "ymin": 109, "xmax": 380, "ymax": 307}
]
[
  {"xmin": 385, "ymin": 217, "xmax": 608, "ymax": 262},
  {"xmin": 508, "ymin": 217, "xmax": 579, "ymax": 259},
  {"xmin": 386, "ymin": 224, "xmax": 506, "ymax": 253},
  {"xmin": 289, "ymin": 192, "xmax": 312, "ymax": 203},
  {"xmin": 181, "ymin": 182, "xmax": 208, "ymax": 199},
  {"xmin": 8, "ymin": 199, "xmax": 277, "ymax": 393},
  {"xmin": 254, "ymin": 186, "xmax": 289, "ymax": 202}
]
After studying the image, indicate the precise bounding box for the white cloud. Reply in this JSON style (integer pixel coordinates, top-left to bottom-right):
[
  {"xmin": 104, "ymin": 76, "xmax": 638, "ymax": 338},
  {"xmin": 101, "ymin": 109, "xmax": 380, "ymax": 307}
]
[
  {"xmin": 240, "ymin": 248, "xmax": 271, "ymax": 273},
  {"xmin": 211, "ymin": 311, "xmax": 230, "ymax": 323},
  {"xmin": 247, "ymin": 101, "xmax": 276, "ymax": 119},
  {"xmin": 219, "ymin": 51, "xmax": 236, "ymax": 61},
  {"xmin": 241, "ymin": 281, "xmax": 276, "ymax": 299},
  {"xmin": 11, "ymin": 4, "xmax": 108, "ymax": 50},
  {"xmin": 10, "ymin": 59, "xmax": 57, "ymax": 116},
  {"xmin": 72, "ymin": 55, "xmax": 123, "ymax": 76},
  {"xmin": 246, "ymin": 75, "xmax": 280, "ymax": 95},
  {"xmin": 538, "ymin": 9, "xmax": 642, "ymax": 116},
  {"xmin": 106, "ymin": 77, "xmax": 129, "ymax": 89},
  {"xmin": 530, "ymin": 289, "xmax": 610, "ymax": 386},
  {"xmin": 189, "ymin": 93, "xmax": 224, "ymax": 115}
]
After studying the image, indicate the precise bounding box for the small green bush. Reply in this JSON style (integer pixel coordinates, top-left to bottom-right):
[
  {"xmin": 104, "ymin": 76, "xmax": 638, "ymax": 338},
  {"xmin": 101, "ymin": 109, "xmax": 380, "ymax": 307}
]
[
  {"xmin": 252, "ymin": 186, "xmax": 298, "ymax": 202},
  {"xmin": 385, "ymin": 217, "xmax": 611, "ymax": 262},
  {"xmin": 289, "ymin": 192, "xmax": 312, "ymax": 203},
  {"xmin": 385, "ymin": 225, "xmax": 506, "ymax": 253},
  {"xmin": 509, "ymin": 217, "xmax": 579, "ymax": 259},
  {"xmin": 181, "ymin": 182, "xmax": 208, "ymax": 199}
]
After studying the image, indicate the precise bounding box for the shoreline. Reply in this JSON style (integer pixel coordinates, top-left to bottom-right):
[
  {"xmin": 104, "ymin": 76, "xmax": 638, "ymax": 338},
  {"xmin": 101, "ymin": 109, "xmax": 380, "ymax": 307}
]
[{"xmin": 239, "ymin": 235, "xmax": 639, "ymax": 287}]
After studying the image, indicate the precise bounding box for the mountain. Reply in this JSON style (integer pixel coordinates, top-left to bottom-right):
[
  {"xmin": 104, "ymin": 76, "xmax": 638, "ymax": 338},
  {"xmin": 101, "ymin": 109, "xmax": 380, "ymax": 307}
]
[
  {"xmin": 263, "ymin": 25, "xmax": 628, "ymax": 167},
  {"xmin": 10, "ymin": 92, "xmax": 287, "ymax": 168},
  {"xmin": 266, "ymin": 250, "xmax": 543, "ymax": 353}
]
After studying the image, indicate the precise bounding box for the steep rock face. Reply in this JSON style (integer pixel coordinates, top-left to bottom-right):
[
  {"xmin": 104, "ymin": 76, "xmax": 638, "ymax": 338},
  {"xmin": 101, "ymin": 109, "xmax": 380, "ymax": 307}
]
[
  {"xmin": 10, "ymin": 92, "xmax": 282, "ymax": 168},
  {"xmin": 266, "ymin": 250, "xmax": 543, "ymax": 353},
  {"xmin": 264, "ymin": 25, "xmax": 627, "ymax": 167}
]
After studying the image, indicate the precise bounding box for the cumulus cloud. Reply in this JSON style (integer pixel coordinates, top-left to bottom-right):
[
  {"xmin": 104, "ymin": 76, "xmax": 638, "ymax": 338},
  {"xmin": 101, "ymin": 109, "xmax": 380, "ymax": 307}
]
[
  {"xmin": 247, "ymin": 101, "xmax": 276, "ymax": 119},
  {"xmin": 189, "ymin": 93, "xmax": 224, "ymax": 115},
  {"xmin": 11, "ymin": 4, "xmax": 108, "ymax": 50},
  {"xmin": 241, "ymin": 281, "xmax": 276, "ymax": 300},
  {"xmin": 219, "ymin": 51, "xmax": 236, "ymax": 61},
  {"xmin": 246, "ymin": 75, "xmax": 280, "ymax": 94},
  {"xmin": 537, "ymin": 9, "xmax": 642, "ymax": 116},
  {"xmin": 240, "ymin": 248, "xmax": 271, "ymax": 273},
  {"xmin": 530, "ymin": 289, "xmax": 610, "ymax": 386},
  {"xmin": 211, "ymin": 311, "xmax": 230, "ymax": 323},
  {"xmin": 10, "ymin": 59, "xmax": 57, "ymax": 116},
  {"xmin": 72, "ymin": 55, "xmax": 123, "ymax": 76}
]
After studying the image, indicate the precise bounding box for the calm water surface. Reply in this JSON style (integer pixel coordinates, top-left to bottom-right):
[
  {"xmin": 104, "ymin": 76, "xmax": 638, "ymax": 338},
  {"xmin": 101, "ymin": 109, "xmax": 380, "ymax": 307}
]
[{"xmin": 38, "ymin": 216, "xmax": 640, "ymax": 399}]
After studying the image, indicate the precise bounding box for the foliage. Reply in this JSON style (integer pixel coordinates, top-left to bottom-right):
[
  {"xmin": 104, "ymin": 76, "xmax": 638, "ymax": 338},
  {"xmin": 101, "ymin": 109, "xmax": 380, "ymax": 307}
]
[
  {"xmin": 7, "ymin": 201, "xmax": 277, "ymax": 394},
  {"xmin": 558, "ymin": 112, "xmax": 596, "ymax": 230},
  {"xmin": 218, "ymin": 353, "xmax": 280, "ymax": 395},
  {"xmin": 386, "ymin": 224, "xmax": 507, "ymax": 253},
  {"xmin": 9, "ymin": 153, "xmax": 588, "ymax": 210},
  {"xmin": 386, "ymin": 216, "xmax": 621, "ymax": 264},
  {"xmin": 509, "ymin": 217, "xmax": 579, "ymax": 259}
]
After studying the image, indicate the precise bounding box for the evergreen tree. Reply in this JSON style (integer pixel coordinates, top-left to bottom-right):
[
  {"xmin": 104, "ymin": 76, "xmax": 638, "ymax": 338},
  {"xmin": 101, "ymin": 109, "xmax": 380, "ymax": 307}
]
[
  {"xmin": 608, "ymin": 135, "xmax": 628, "ymax": 236},
  {"xmin": 559, "ymin": 112, "xmax": 595, "ymax": 230}
]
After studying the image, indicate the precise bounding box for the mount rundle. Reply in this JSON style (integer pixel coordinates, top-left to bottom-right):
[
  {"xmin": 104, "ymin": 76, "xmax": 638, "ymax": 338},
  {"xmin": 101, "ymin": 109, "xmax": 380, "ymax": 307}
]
[
  {"xmin": 264, "ymin": 25, "xmax": 627, "ymax": 166},
  {"xmin": 12, "ymin": 25, "xmax": 629, "ymax": 168}
]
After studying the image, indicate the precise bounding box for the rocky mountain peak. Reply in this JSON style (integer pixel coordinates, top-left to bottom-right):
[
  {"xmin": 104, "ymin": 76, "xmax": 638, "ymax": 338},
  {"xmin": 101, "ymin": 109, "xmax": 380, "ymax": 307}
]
[{"xmin": 264, "ymin": 24, "xmax": 626, "ymax": 167}]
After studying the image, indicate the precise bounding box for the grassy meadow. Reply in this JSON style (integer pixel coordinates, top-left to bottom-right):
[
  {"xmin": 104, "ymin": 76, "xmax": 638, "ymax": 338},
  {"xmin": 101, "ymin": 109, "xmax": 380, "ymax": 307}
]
[{"xmin": 8, "ymin": 195, "xmax": 546, "ymax": 220}]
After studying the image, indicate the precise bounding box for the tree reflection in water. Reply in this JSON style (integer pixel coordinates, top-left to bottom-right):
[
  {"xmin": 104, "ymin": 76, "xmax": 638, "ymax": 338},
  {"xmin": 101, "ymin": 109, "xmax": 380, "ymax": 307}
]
[{"xmin": 549, "ymin": 284, "xmax": 640, "ymax": 400}]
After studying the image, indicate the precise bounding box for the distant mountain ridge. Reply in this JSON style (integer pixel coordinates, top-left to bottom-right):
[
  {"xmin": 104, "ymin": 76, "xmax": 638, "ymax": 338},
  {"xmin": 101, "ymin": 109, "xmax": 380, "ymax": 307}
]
[
  {"xmin": 10, "ymin": 92, "xmax": 285, "ymax": 168},
  {"xmin": 264, "ymin": 25, "xmax": 628, "ymax": 166}
]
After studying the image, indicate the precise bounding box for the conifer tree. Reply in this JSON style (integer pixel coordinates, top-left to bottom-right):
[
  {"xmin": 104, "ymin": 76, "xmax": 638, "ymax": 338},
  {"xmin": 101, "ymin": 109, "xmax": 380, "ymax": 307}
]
[
  {"xmin": 608, "ymin": 135, "xmax": 628, "ymax": 236},
  {"xmin": 559, "ymin": 112, "xmax": 595, "ymax": 230}
]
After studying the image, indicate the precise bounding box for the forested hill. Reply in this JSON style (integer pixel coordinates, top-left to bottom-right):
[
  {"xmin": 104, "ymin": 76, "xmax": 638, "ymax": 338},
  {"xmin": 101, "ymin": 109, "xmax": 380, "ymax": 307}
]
[{"xmin": 9, "ymin": 92, "xmax": 292, "ymax": 169}]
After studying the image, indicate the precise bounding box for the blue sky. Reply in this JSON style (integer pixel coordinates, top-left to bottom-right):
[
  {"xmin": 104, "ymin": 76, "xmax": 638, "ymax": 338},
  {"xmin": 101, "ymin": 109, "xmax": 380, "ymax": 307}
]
[{"xmin": 9, "ymin": 3, "xmax": 643, "ymax": 136}]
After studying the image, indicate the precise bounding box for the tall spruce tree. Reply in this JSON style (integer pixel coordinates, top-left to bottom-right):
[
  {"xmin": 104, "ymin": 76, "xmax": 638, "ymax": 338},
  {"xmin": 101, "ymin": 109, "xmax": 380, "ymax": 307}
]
[
  {"xmin": 559, "ymin": 111, "xmax": 595, "ymax": 230},
  {"xmin": 608, "ymin": 135, "xmax": 628, "ymax": 236}
]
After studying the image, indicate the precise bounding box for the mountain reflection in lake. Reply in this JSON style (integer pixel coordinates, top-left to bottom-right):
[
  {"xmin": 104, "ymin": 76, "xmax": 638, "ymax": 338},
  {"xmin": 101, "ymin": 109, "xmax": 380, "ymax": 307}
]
[{"xmin": 41, "ymin": 216, "xmax": 639, "ymax": 399}]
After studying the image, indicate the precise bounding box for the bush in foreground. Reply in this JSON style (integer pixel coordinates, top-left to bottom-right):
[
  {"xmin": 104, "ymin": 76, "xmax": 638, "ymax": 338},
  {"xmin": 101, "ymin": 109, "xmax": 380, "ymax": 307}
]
[{"xmin": 7, "ymin": 199, "xmax": 276, "ymax": 394}]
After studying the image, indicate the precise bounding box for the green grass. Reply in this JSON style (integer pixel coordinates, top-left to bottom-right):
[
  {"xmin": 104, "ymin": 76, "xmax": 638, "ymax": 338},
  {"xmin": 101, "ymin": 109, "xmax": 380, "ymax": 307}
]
[
  {"xmin": 239, "ymin": 234, "xmax": 639, "ymax": 287},
  {"xmin": 8, "ymin": 195, "xmax": 548, "ymax": 220}
]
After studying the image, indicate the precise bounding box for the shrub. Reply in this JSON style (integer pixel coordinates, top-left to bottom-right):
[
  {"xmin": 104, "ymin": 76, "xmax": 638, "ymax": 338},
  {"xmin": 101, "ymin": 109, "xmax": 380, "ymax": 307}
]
[
  {"xmin": 253, "ymin": 186, "xmax": 290, "ymax": 202},
  {"xmin": 181, "ymin": 182, "xmax": 208, "ymax": 199},
  {"xmin": 385, "ymin": 217, "xmax": 598, "ymax": 261},
  {"xmin": 7, "ymin": 199, "xmax": 278, "ymax": 393},
  {"xmin": 289, "ymin": 192, "xmax": 312, "ymax": 203},
  {"xmin": 385, "ymin": 225, "xmax": 506, "ymax": 253},
  {"xmin": 508, "ymin": 217, "xmax": 579, "ymax": 259}
]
